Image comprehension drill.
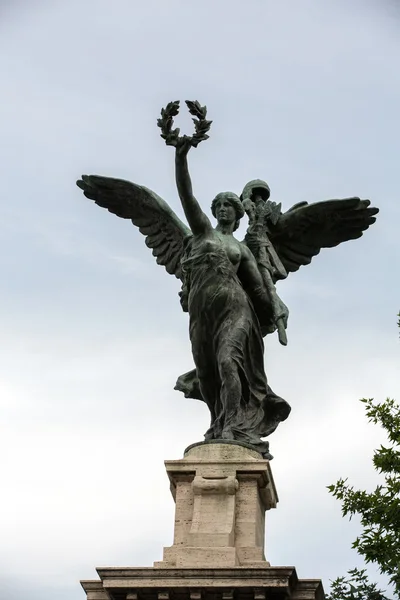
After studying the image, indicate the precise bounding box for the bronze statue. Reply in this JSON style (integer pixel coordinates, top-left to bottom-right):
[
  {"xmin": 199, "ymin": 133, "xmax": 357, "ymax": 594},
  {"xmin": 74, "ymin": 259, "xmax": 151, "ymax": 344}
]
[{"xmin": 77, "ymin": 100, "xmax": 378, "ymax": 458}]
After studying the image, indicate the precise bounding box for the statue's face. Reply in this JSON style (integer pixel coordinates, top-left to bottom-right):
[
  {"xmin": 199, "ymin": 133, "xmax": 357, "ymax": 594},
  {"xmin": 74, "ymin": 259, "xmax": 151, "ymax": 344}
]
[{"xmin": 215, "ymin": 197, "xmax": 237, "ymax": 225}]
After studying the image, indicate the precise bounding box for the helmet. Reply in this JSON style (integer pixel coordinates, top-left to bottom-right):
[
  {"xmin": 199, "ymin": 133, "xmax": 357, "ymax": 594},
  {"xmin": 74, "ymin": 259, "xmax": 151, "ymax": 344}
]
[{"xmin": 241, "ymin": 179, "xmax": 270, "ymax": 203}]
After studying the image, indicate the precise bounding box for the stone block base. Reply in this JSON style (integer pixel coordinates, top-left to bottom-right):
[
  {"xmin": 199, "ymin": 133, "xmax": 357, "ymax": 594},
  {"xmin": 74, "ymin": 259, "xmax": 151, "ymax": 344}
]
[
  {"xmin": 157, "ymin": 442, "xmax": 277, "ymax": 568},
  {"xmin": 79, "ymin": 443, "xmax": 325, "ymax": 599},
  {"xmin": 155, "ymin": 546, "xmax": 239, "ymax": 568},
  {"xmin": 81, "ymin": 566, "xmax": 325, "ymax": 600}
]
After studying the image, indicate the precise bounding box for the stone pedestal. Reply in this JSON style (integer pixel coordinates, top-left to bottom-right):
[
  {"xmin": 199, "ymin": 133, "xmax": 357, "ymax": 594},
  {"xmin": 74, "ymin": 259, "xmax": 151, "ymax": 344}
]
[
  {"xmin": 80, "ymin": 442, "xmax": 325, "ymax": 600},
  {"xmin": 82, "ymin": 567, "xmax": 325, "ymax": 600},
  {"xmin": 155, "ymin": 442, "xmax": 277, "ymax": 568}
]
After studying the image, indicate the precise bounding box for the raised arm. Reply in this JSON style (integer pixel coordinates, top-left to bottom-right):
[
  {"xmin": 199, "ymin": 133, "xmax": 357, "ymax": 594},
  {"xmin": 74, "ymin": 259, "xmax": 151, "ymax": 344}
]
[{"xmin": 175, "ymin": 138, "xmax": 212, "ymax": 235}]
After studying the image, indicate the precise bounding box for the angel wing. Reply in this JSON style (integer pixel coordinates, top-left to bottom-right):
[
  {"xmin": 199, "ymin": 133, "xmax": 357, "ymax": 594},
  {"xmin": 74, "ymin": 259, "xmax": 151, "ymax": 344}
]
[
  {"xmin": 76, "ymin": 175, "xmax": 191, "ymax": 279},
  {"xmin": 268, "ymin": 197, "xmax": 379, "ymax": 275}
]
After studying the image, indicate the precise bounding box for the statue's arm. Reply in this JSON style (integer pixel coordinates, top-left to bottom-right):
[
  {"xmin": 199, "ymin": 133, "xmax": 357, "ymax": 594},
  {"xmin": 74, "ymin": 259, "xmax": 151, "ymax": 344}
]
[
  {"xmin": 175, "ymin": 140, "xmax": 212, "ymax": 235},
  {"xmin": 239, "ymin": 245, "xmax": 289, "ymax": 329},
  {"xmin": 239, "ymin": 245, "xmax": 274, "ymax": 319}
]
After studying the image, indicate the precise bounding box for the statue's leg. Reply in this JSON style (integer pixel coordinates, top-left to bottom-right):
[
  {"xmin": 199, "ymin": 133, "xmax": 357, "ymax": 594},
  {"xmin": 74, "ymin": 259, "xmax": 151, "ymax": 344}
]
[
  {"xmin": 196, "ymin": 367, "xmax": 221, "ymax": 439},
  {"xmin": 216, "ymin": 351, "xmax": 242, "ymax": 440},
  {"xmin": 191, "ymin": 324, "xmax": 221, "ymax": 439}
]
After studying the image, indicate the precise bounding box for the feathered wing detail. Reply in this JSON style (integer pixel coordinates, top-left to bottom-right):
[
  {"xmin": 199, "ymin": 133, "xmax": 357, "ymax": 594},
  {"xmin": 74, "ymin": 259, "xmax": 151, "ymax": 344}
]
[
  {"xmin": 268, "ymin": 197, "xmax": 379, "ymax": 274},
  {"xmin": 76, "ymin": 175, "xmax": 191, "ymax": 279}
]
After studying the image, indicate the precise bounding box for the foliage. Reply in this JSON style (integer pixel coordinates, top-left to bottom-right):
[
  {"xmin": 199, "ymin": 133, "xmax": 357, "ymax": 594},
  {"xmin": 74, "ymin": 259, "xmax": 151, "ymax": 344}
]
[
  {"xmin": 326, "ymin": 568, "xmax": 390, "ymax": 600},
  {"xmin": 327, "ymin": 396, "xmax": 400, "ymax": 597},
  {"xmin": 327, "ymin": 314, "xmax": 400, "ymax": 599}
]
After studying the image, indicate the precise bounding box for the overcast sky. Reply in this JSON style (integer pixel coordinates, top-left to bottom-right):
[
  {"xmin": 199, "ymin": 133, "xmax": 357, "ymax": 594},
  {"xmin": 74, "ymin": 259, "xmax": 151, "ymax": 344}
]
[{"xmin": 0, "ymin": 1, "xmax": 399, "ymax": 598}]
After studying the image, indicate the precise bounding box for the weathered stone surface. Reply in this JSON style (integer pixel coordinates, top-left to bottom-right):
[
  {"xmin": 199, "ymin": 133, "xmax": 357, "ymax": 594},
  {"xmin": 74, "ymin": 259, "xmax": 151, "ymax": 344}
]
[
  {"xmin": 80, "ymin": 444, "xmax": 325, "ymax": 599},
  {"xmin": 155, "ymin": 443, "xmax": 277, "ymax": 568},
  {"xmin": 81, "ymin": 580, "xmax": 109, "ymax": 600},
  {"xmin": 81, "ymin": 566, "xmax": 325, "ymax": 600}
]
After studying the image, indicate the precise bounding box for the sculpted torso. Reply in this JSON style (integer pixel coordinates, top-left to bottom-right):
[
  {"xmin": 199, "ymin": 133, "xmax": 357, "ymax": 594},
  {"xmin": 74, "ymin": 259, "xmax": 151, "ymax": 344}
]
[{"xmin": 190, "ymin": 230, "xmax": 243, "ymax": 271}]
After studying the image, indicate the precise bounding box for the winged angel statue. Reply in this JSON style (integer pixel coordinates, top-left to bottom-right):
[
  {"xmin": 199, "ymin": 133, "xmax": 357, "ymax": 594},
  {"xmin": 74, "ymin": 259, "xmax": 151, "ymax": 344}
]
[{"xmin": 77, "ymin": 100, "xmax": 378, "ymax": 458}]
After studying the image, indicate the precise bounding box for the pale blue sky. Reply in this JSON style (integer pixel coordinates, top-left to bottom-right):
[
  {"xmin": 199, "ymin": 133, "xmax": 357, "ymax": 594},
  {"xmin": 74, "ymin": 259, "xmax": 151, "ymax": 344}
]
[{"xmin": 0, "ymin": 1, "xmax": 399, "ymax": 598}]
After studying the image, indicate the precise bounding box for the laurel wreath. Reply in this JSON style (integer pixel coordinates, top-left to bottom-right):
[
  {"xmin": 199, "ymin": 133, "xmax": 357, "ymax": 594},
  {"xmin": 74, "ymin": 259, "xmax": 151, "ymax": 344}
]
[{"xmin": 157, "ymin": 100, "xmax": 212, "ymax": 148}]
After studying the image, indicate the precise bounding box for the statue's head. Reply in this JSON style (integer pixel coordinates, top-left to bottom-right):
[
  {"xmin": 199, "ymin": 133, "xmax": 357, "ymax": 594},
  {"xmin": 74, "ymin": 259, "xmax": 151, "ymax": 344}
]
[{"xmin": 211, "ymin": 192, "xmax": 245, "ymax": 231}]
